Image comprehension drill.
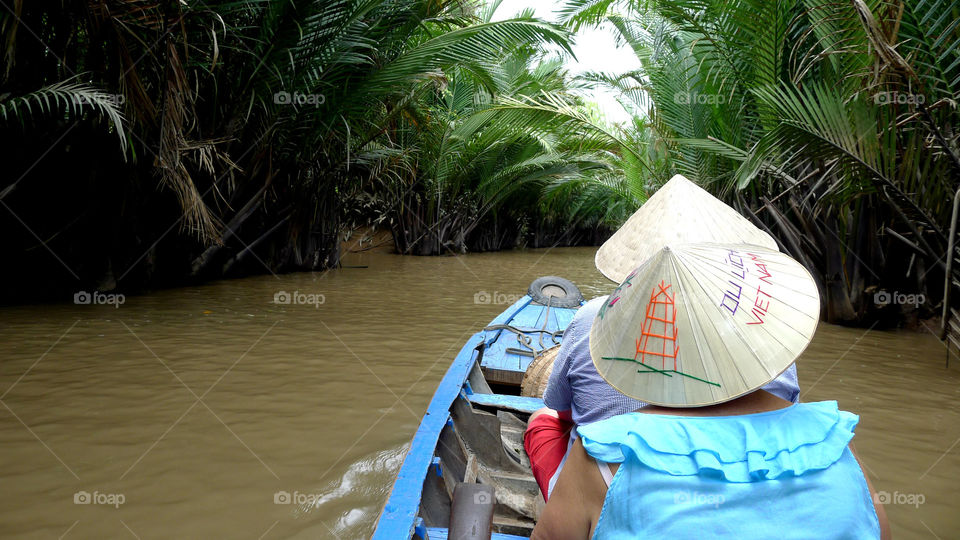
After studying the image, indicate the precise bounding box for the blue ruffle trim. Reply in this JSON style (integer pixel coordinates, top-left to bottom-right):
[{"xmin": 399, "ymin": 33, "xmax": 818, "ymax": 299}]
[{"xmin": 577, "ymin": 401, "xmax": 858, "ymax": 483}]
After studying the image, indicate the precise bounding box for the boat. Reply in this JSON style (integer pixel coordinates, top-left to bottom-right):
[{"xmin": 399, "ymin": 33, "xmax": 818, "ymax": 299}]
[{"xmin": 372, "ymin": 276, "xmax": 585, "ymax": 539}]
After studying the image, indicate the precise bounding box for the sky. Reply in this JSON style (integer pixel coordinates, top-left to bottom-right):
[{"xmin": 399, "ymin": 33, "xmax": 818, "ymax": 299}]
[{"xmin": 490, "ymin": 0, "xmax": 642, "ymax": 123}]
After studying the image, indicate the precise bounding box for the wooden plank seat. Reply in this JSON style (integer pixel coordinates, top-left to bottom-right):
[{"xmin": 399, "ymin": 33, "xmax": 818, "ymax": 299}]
[{"xmin": 464, "ymin": 392, "xmax": 546, "ymax": 415}]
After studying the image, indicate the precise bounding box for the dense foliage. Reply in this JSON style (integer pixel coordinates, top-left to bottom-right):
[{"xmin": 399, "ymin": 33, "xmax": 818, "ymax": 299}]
[
  {"xmin": 2, "ymin": 0, "xmax": 957, "ymax": 326},
  {"xmin": 0, "ymin": 0, "xmax": 623, "ymax": 301},
  {"xmin": 550, "ymin": 0, "xmax": 960, "ymax": 324}
]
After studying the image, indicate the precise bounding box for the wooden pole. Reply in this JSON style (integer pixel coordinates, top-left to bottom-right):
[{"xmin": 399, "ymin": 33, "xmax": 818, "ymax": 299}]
[{"xmin": 941, "ymin": 187, "xmax": 960, "ymax": 367}]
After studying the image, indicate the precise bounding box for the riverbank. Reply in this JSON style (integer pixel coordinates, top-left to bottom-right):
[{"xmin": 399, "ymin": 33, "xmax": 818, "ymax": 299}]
[{"xmin": 340, "ymin": 225, "xmax": 395, "ymax": 255}]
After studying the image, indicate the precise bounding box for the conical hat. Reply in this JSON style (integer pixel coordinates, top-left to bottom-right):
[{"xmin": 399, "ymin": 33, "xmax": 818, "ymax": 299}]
[
  {"xmin": 595, "ymin": 174, "xmax": 779, "ymax": 283},
  {"xmin": 590, "ymin": 243, "xmax": 819, "ymax": 407}
]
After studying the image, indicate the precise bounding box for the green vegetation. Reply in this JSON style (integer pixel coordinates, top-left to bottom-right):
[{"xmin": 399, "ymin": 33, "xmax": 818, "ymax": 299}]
[
  {"xmin": 1, "ymin": 0, "xmax": 957, "ymax": 326},
  {"xmin": 551, "ymin": 0, "xmax": 959, "ymax": 324},
  {"xmin": 0, "ymin": 0, "xmax": 628, "ymax": 300}
]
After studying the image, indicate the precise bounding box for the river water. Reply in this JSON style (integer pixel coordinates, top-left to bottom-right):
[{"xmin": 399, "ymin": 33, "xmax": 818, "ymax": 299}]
[{"xmin": 0, "ymin": 248, "xmax": 957, "ymax": 539}]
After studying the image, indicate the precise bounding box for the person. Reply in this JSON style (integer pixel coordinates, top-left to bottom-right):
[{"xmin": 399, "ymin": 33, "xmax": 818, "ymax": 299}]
[
  {"xmin": 524, "ymin": 175, "xmax": 797, "ymax": 501},
  {"xmin": 530, "ymin": 244, "xmax": 890, "ymax": 539},
  {"xmin": 532, "ymin": 392, "xmax": 890, "ymax": 539},
  {"xmin": 523, "ymin": 295, "xmax": 801, "ymax": 500}
]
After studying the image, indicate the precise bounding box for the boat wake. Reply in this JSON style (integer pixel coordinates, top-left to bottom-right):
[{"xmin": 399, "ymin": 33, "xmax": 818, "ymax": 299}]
[{"xmin": 304, "ymin": 443, "xmax": 410, "ymax": 538}]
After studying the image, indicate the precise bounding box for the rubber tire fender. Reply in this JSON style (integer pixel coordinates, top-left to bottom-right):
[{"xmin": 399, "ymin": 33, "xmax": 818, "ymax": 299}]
[{"xmin": 527, "ymin": 276, "xmax": 584, "ymax": 308}]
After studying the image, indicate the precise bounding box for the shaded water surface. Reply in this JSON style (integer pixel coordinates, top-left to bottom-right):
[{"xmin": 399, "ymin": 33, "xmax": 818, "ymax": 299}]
[{"xmin": 1, "ymin": 248, "xmax": 957, "ymax": 538}]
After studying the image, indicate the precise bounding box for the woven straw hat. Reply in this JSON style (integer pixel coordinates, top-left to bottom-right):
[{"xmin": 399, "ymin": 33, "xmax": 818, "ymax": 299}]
[
  {"xmin": 595, "ymin": 174, "xmax": 779, "ymax": 283},
  {"xmin": 590, "ymin": 243, "xmax": 819, "ymax": 407}
]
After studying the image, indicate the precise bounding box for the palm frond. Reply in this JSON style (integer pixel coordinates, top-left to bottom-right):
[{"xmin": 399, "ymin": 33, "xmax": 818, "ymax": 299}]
[{"xmin": 0, "ymin": 78, "xmax": 127, "ymax": 153}]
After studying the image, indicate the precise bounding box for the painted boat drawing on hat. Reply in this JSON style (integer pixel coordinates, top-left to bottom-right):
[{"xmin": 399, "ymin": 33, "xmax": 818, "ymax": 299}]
[
  {"xmin": 601, "ymin": 280, "xmax": 721, "ymax": 389},
  {"xmin": 590, "ymin": 243, "xmax": 820, "ymax": 407}
]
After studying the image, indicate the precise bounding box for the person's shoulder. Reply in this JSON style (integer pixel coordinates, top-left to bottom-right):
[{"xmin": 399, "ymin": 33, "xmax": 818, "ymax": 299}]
[
  {"xmin": 574, "ymin": 296, "xmax": 607, "ymax": 322},
  {"xmin": 564, "ymin": 296, "xmax": 605, "ymax": 356},
  {"xmin": 556, "ymin": 296, "xmax": 606, "ymax": 374}
]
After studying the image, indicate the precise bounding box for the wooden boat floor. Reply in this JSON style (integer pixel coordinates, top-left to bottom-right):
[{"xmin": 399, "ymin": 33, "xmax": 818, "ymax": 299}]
[{"xmin": 480, "ymin": 300, "xmax": 576, "ymax": 387}]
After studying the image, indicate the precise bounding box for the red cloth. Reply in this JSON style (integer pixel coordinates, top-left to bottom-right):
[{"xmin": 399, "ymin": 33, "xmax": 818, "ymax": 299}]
[{"xmin": 523, "ymin": 413, "xmax": 575, "ymax": 501}]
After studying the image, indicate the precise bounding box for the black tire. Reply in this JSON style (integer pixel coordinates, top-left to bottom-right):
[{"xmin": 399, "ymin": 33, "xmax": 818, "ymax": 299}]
[{"xmin": 527, "ymin": 276, "xmax": 584, "ymax": 308}]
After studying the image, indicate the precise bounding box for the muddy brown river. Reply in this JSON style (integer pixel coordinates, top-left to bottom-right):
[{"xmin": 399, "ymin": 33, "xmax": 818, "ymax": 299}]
[{"xmin": 1, "ymin": 248, "xmax": 957, "ymax": 538}]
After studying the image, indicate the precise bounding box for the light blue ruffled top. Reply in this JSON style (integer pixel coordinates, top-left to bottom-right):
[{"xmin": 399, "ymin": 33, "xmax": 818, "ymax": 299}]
[{"xmin": 576, "ymin": 401, "xmax": 881, "ymax": 539}]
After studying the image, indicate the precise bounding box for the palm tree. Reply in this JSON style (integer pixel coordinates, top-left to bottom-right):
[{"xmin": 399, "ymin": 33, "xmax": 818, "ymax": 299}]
[
  {"xmin": 1, "ymin": 0, "xmax": 597, "ymax": 296},
  {"xmin": 556, "ymin": 0, "xmax": 960, "ymax": 324}
]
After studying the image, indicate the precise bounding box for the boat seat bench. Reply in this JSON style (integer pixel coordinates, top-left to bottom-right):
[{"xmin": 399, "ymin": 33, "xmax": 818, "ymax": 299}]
[{"xmin": 463, "ymin": 392, "xmax": 545, "ymax": 415}]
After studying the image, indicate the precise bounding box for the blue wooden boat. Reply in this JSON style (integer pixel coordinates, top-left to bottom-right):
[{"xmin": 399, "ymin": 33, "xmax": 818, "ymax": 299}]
[{"xmin": 373, "ymin": 277, "xmax": 585, "ymax": 539}]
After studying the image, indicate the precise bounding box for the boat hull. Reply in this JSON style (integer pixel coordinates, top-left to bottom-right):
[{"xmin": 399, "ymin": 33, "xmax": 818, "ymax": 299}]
[{"xmin": 373, "ymin": 294, "xmax": 582, "ymax": 539}]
